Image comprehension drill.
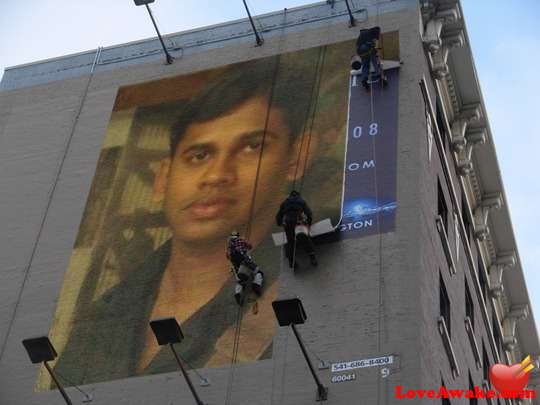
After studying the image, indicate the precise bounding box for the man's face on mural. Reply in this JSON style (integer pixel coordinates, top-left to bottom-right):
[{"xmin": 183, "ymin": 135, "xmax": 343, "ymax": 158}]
[{"xmin": 154, "ymin": 96, "xmax": 302, "ymax": 245}]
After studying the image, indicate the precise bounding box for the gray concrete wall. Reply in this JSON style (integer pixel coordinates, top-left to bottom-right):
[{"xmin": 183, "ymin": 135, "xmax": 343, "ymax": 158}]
[{"xmin": 0, "ymin": 1, "xmax": 462, "ymax": 404}]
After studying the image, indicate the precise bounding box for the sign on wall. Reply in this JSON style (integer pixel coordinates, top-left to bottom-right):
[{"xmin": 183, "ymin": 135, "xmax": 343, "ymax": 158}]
[{"xmin": 337, "ymin": 67, "xmax": 399, "ymax": 239}]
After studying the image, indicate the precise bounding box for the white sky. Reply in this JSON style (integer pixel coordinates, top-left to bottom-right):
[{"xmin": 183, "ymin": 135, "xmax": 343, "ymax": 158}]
[{"xmin": 0, "ymin": 1, "xmax": 538, "ymax": 336}]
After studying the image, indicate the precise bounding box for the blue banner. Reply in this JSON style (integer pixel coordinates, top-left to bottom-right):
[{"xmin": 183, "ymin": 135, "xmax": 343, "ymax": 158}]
[{"xmin": 337, "ymin": 67, "xmax": 399, "ymax": 240}]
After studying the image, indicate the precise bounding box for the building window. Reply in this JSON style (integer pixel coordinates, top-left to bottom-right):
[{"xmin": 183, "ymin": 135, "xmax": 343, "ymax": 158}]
[
  {"xmin": 426, "ymin": 106, "xmax": 434, "ymax": 161},
  {"xmin": 469, "ymin": 372, "xmax": 478, "ymax": 405},
  {"xmin": 462, "ymin": 196, "xmax": 471, "ymax": 242},
  {"xmin": 454, "ymin": 211, "xmax": 460, "ymax": 263},
  {"xmin": 483, "ymin": 341, "xmax": 490, "ymax": 382},
  {"xmin": 438, "ymin": 179, "xmax": 449, "ymax": 233},
  {"xmin": 493, "ymin": 318, "xmax": 503, "ymax": 360},
  {"xmin": 436, "ymin": 101, "xmax": 447, "ymax": 151},
  {"xmin": 440, "ymin": 273, "xmax": 451, "ymax": 337},
  {"xmin": 465, "ymin": 280, "xmax": 474, "ymax": 329},
  {"xmin": 478, "ymin": 256, "xmax": 488, "ymax": 303}
]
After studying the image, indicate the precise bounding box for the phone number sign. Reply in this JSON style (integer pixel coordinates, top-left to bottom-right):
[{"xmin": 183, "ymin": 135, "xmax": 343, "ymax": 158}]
[{"xmin": 331, "ymin": 355, "xmax": 394, "ymax": 373}]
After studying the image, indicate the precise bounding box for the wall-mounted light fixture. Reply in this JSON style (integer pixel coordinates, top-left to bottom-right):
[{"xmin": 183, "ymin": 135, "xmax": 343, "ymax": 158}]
[
  {"xmin": 272, "ymin": 298, "xmax": 328, "ymax": 401},
  {"xmin": 133, "ymin": 0, "xmax": 174, "ymax": 64},
  {"xmin": 22, "ymin": 336, "xmax": 73, "ymax": 405},
  {"xmin": 149, "ymin": 317, "xmax": 207, "ymax": 405}
]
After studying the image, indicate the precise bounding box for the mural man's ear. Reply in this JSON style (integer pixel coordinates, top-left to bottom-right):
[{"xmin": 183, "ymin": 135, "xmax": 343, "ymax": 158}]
[
  {"xmin": 153, "ymin": 158, "xmax": 171, "ymax": 202},
  {"xmin": 287, "ymin": 131, "xmax": 320, "ymax": 182}
]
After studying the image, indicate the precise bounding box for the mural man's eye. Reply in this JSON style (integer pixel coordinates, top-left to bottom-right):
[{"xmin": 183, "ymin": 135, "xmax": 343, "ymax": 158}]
[
  {"xmin": 242, "ymin": 140, "xmax": 262, "ymax": 153},
  {"xmin": 188, "ymin": 150, "xmax": 210, "ymax": 163}
]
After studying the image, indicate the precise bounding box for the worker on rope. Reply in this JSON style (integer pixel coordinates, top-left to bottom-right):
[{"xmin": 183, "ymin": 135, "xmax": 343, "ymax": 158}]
[
  {"xmin": 275, "ymin": 190, "xmax": 318, "ymax": 268},
  {"xmin": 352, "ymin": 26, "xmax": 387, "ymax": 90},
  {"xmin": 226, "ymin": 231, "xmax": 264, "ymax": 305}
]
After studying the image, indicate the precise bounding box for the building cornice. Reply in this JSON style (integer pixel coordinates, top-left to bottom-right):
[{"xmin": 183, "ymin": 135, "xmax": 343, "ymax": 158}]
[{"xmin": 421, "ymin": 0, "xmax": 539, "ymax": 368}]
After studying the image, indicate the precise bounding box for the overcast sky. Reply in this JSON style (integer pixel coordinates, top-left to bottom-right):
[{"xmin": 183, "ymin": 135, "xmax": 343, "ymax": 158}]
[{"xmin": 1, "ymin": 1, "xmax": 538, "ymax": 332}]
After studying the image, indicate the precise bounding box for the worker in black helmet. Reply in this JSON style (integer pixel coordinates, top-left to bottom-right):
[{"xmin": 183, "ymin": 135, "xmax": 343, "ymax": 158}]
[
  {"xmin": 226, "ymin": 231, "xmax": 264, "ymax": 305},
  {"xmin": 275, "ymin": 190, "xmax": 317, "ymax": 268},
  {"xmin": 353, "ymin": 26, "xmax": 387, "ymax": 90}
]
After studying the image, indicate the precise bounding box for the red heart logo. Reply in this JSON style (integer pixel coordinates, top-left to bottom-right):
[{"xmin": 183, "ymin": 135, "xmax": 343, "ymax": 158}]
[{"xmin": 490, "ymin": 363, "xmax": 530, "ymax": 393}]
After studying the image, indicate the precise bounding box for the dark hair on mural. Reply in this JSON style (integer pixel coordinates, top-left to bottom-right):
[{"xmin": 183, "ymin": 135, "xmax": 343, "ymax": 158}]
[{"xmin": 169, "ymin": 48, "xmax": 323, "ymax": 156}]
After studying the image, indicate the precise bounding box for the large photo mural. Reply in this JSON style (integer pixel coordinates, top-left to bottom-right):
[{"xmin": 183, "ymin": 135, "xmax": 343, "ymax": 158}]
[{"xmin": 40, "ymin": 34, "xmax": 399, "ymax": 389}]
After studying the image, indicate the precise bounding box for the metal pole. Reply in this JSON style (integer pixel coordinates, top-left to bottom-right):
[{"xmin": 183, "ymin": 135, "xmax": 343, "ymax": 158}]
[
  {"xmin": 241, "ymin": 0, "xmax": 263, "ymax": 46},
  {"xmin": 169, "ymin": 344, "xmax": 205, "ymax": 405},
  {"xmin": 145, "ymin": 3, "xmax": 174, "ymax": 64},
  {"xmin": 291, "ymin": 324, "xmax": 328, "ymax": 401},
  {"xmin": 44, "ymin": 362, "xmax": 73, "ymax": 405},
  {"xmin": 344, "ymin": 0, "xmax": 356, "ymax": 27}
]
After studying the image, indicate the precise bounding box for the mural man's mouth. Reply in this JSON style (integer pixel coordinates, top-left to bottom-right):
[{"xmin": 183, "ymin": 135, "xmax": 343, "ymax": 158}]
[{"xmin": 189, "ymin": 198, "xmax": 236, "ymax": 219}]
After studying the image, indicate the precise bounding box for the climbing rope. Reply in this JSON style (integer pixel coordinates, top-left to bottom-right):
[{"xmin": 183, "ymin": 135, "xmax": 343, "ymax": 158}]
[
  {"xmin": 373, "ymin": 0, "xmax": 385, "ymax": 352},
  {"xmin": 0, "ymin": 46, "xmax": 102, "ymax": 361},
  {"xmin": 272, "ymin": 13, "xmax": 333, "ymax": 404},
  {"xmin": 244, "ymin": 55, "xmax": 281, "ymax": 241},
  {"xmin": 271, "ymin": 244, "xmax": 290, "ymax": 405},
  {"xmin": 370, "ymin": 4, "xmax": 387, "ymax": 404},
  {"xmin": 287, "ymin": 44, "xmax": 328, "ymax": 270},
  {"xmin": 278, "ymin": 326, "xmax": 290, "ymax": 405},
  {"xmin": 224, "ymin": 16, "xmax": 285, "ymax": 405},
  {"xmin": 291, "ymin": 46, "xmax": 326, "ymax": 191},
  {"xmin": 299, "ymin": 46, "xmax": 327, "ymax": 192}
]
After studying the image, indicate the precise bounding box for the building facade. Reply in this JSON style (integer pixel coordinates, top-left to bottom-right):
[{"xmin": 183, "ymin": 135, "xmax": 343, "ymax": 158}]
[{"xmin": 0, "ymin": 0, "xmax": 538, "ymax": 404}]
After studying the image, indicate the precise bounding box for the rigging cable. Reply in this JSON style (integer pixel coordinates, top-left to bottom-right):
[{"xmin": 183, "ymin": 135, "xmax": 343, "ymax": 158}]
[
  {"xmin": 271, "ymin": 241, "xmax": 291, "ymax": 405},
  {"xmin": 298, "ymin": 46, "xmax": 327, "ymax": 192},
  {"xmin": 291, "ymin": 45, "xmax": 326, "ymax": 191},
  {"xmin": 278, "ymin": 325, "xmax": 290, "ymax": 405},
  {"xmin": 244, "ymin": 55, "xmax": 281, "ymax": 241},
  {"xmin": 288, "ymin": 44, "xmax": 328, "ymax": 270},
  {"xmin": 371, "ymin": 3, "xmax": 387, "ymax": 404},
  {"xmin": 275, "ymin": 15, "xmax": 332, "ymax": 402},
  {"xmin": 53, "ymin": 369, "xmax": 93, "ymax": 402},
  {"xmin": 0, "ymin": 46, "xmax": 102, "ymax": 360},
  {"xmin": 268, "ymin": 9, "xmax": 293, "ymax": 404},
  {"xmin": 224, "ymin": 30, "xmax": 284, "ymax": 405}
]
